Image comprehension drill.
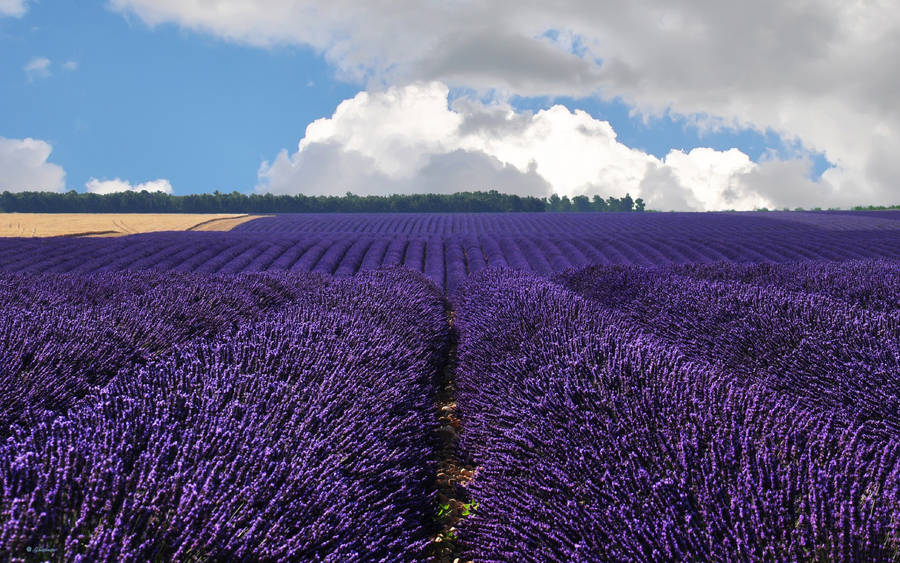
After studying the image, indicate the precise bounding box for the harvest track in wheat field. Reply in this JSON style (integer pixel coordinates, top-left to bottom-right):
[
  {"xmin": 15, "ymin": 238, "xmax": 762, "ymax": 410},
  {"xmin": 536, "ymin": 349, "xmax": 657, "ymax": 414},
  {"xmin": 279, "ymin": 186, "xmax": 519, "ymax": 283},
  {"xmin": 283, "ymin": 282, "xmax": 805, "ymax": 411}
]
[
  {"xmin": 0, "ymin": 213, "xmax": 261, "ymax": 237},
  {"xmin": 1, "ymin": 211, "xmax": 899, "ymax": 561}
]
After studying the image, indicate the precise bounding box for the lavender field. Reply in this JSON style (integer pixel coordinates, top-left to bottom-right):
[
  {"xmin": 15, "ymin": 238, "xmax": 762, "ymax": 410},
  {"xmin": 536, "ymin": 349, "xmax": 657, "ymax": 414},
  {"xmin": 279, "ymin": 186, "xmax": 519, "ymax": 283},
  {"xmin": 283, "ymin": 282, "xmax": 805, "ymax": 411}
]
[
  {"xmin": 0, "ymin": 212, "xmax": 898, "ymax": 294},
  {"xmin": 1, "ymin": 211, "xmax": 899, "ymax": 561}
]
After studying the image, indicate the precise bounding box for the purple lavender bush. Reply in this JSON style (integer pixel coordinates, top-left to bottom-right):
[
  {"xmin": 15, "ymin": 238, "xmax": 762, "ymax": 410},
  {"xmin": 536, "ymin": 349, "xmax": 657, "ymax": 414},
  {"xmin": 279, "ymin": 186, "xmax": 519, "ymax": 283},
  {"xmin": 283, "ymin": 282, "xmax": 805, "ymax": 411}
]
[
  {"xmin": 0, "ymin": 268, "xmax": 450, "ymax": 561},
  {"xmin": 454, "ymin": 268, "xmax": 900, "ymax": 562},
  {"xmin": 0, "ymin": 271, "xmax": 325, "ymax": 436},
  {"xmin": 665, "ymin": 259, "xmax": 900, "ymax": 312},
  {"xmin": 556, "ymin": 264, "xmax": 900, "ymax": 435}
]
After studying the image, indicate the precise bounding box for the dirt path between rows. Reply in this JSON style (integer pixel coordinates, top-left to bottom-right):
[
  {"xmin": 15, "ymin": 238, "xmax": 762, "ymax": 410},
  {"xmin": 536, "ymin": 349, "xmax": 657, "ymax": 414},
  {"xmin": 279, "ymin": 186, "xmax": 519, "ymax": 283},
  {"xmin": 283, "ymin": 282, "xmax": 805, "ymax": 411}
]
[{"xmin": 428, "ymin": 310, "xmax": 477, "ymax": 563}]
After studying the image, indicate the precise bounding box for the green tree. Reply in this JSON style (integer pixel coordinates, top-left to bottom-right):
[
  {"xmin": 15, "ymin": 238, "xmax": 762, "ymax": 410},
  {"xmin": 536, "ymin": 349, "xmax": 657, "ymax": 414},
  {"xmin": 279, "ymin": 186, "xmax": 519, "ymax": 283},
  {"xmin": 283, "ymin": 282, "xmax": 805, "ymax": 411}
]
[{"xmin": 572, "ymin": 195, "xmax": 591, "ymax": 212}]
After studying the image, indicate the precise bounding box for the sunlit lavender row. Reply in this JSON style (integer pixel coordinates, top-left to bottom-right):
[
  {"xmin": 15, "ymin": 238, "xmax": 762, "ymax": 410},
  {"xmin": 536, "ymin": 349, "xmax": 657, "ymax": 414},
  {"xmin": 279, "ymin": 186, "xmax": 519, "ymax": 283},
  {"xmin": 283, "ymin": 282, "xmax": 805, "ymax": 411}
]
[
  {"xmin": 662, "ymin": 259, "xmax": 900, "ymax": 312},
  {"xmin": 0, "ymin": 269, "xmax": 450, "ymax": 561},
  {"xmin": 454, "ymin": 266, "xmax": 900, "ymax": 561}
]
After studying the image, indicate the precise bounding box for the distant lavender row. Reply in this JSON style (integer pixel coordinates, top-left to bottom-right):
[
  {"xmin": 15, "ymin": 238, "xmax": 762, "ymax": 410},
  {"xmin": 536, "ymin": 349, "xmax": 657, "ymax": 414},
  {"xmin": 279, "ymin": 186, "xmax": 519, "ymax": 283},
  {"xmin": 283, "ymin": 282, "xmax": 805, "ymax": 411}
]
[
  {"xmin": 753, "ymin": 210, "xmax": 900, "ymax": 230},
  {"xmin": 557, "ymin": 264, "xmax": 900, "ymax": 435},
  {"xmin": 454, "ymin": 268, "xmax": 900, "ymax": 561},
  {"xmin": 234, "ymin": 211, "xmax": 900, "ymax": 234},
  {"xmin": 1, "ymin": 226, "xmax": 897, "ymax": 290},
  {"xmin": 0, "ymin": 271, "xmax": 324, "ymax": 435},
  {"xmin": 811, "ymin": 209, "xmax": 900, "ymax": 221},
  {"xmin": 0, "ymin": 269, "xmax": 450, "ymax": 561}
]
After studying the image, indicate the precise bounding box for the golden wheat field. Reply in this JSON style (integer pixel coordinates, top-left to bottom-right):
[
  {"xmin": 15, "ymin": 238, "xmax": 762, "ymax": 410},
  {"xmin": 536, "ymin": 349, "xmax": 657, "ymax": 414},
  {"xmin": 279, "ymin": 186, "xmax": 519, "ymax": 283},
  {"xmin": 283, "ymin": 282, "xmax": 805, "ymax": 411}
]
[{"xmin": 0, "ymin": 213, "xmax": 263, "ymax": 238}]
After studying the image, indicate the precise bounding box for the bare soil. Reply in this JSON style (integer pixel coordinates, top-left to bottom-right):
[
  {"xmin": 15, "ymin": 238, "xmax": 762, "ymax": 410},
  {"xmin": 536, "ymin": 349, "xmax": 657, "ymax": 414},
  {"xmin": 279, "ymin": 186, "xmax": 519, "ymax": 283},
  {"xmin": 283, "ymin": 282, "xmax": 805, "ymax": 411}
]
[{"xmin": 429, "ymin": 311, "xmax": 477, "ymax": 563}]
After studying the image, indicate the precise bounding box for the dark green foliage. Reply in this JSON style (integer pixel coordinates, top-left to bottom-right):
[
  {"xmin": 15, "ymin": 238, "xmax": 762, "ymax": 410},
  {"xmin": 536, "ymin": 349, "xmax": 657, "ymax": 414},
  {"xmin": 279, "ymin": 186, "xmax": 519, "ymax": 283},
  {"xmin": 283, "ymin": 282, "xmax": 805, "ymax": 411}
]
[
  {"xmin": 852, "ymin": 204, "xmax": 900, "ymax": 211},
  {"xmin": 0, "ymin": 189, "xmax": 646, "ymax": 213}
]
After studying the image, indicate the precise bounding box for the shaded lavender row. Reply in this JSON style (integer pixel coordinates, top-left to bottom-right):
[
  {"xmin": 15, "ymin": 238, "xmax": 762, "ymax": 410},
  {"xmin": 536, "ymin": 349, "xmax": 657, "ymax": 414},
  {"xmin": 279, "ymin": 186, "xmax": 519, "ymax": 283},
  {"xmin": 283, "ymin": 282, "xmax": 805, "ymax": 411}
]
[
  {"xmin": 556, "ymin": 265, "xmax": 900, "ymax": 435},
  {"xmin": 454, "ymin": 268, "xmax": 900, "ymax": 561},
  {"xmin": 234, "ymin": 211, "xmax": 900, "ymax": 235},
  {"xmin": 0, "ymin": 228, "xmax": 897, "ymax": 290},
  {"xmin": 0, "ymin": 268, "xmax": 450, "ymax": 561},
  {"xmin": 0, "ymin": 271, "xmax": 325, "ymax": 435}
]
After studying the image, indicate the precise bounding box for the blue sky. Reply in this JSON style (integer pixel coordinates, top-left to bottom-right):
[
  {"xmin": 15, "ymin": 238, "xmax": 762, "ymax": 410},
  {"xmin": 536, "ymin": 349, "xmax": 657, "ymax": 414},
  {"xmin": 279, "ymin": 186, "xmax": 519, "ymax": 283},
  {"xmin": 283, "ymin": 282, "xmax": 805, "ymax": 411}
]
[
  {"xmin": 2, "ymin": 1, "xmax": 357, "ymax": 194},
  {"xmin": 1, "ymin": 1, "xmax": 894, "ymax": 210}
]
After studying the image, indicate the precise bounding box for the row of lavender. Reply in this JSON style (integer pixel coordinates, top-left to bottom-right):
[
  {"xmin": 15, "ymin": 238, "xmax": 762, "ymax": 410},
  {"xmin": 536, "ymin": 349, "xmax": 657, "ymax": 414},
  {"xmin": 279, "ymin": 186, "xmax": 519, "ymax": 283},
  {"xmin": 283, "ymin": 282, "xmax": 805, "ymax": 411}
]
[
  {"xmin": 1, "ymin": 228, "xmax": 898, "ymax": 292},
  {"xmin": 0, "ymin": 271, "xmax": 325, "ymax": 435},
  {"xmin": 454, "ymin": 261, "xmax": 900, "ymax": 561},
  {"xmin": 0, "ymin": 269, "xmax": 451, "ymax": 561},
  {"xmin": 662, "ymin": 260, "xmax": 900, "ymax": 312},
  {"xmin": 559, "ymin": 263, "xmax": 900, "ymax": 435},
  {"xmin": 234, "ymin": 211, "xmax": 900, "ymax": 235}
]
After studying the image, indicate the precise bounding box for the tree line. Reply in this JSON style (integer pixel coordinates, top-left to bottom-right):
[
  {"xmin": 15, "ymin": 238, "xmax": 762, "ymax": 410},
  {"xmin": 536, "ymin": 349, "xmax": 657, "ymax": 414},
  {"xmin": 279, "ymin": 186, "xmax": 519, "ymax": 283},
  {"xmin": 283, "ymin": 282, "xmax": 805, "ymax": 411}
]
[
  {"xmin": 0, "ymin": 190, "xmax": 646, "ymax": 213},
  {"xmin": 850, "ymin": 204, "xmax": 900, "ymax": 211}
]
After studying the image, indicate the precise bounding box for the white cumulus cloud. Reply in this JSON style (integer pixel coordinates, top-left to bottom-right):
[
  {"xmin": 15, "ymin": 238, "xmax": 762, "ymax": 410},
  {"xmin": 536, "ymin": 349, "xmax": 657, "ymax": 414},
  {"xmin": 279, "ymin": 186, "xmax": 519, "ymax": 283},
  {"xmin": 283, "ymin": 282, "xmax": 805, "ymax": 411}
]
[
  {"xmin": 0, "ymin": 137, "xmax": 66, "ymax": 192},
  {"xmin": 85, "ymin": 177, "xmax": 173, "ymax": 195},
  {"xmin": 112, "ymin": 0, "xmax": 900, "ymax": 208},
  {"xmin": 0, "ymin": 0, "xmax": 27, "ymax": 17},
  {"xmin": 661, "ymin": 148, "xmax": 762, "ymax": 211},
  {"xmin": 256, "ymin": 82, "xmax": 840, "ymax": 211},
  {"xmin": 24, "ymin": 57, "xmax": 51, "ymax": 81}
]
